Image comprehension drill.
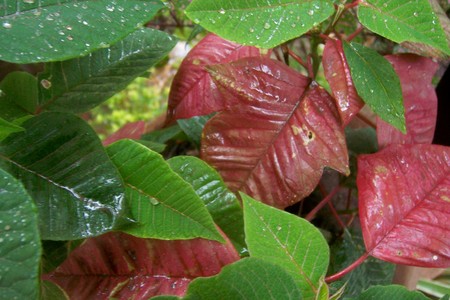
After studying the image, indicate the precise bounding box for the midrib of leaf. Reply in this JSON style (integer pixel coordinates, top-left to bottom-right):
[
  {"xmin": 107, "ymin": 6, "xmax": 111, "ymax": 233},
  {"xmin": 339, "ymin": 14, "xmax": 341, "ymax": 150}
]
[
  {"xmin": 248, "ymin": 201, "xmax": 317, "ymax": 293},
  {"xmin": 2, "ymin": 0, "xmax": 72, "ymax": 16},
  {"xmin": 235, "ymin": 82, "xmax": 311, "ymax": 192},
  {"xmin": 368, "ymin": 170, "xmax": 449, "ymax": 254}
]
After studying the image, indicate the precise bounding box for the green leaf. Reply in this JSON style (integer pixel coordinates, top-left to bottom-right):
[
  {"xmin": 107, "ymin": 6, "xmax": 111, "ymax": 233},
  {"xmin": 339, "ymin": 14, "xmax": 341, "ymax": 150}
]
[
  {"xmin": 343, "ymin": 42, "xmax": 405, "ymax": 132},
  {"xmin": 168, "ymin": 156, "xmax": 246, "ymax": 254},
  {"xmin": 37, "ymin": 28, "xmax": 177, "ymax": 113},
  {"xmin": 0, "ymin": 0, "xmax": 165, "ymax": 63},
  {"xmin": 417, "ymin": 279, "xmax": 450, "ymax": 299},
  {"xmin": 351, "ymin": 285, "xmax": 429, "ymax": 300},
  {"xmin": 0, "ymin": 112, "xmax": 126, "ymax": 240},
  {"xmin": 177, "ymin": 114, "xmax": 214, "ymax": 148},
  {"xmin": 41, "ymin": 240, "xmax": 83, "ymax": 273},
  {"xmin": 141, "ymin": 124, "xmax": 186, "ymax": 144},
  {"xmin": 185, "ymin": 0, "xmax": 334, "ymax": 49},
  {"xmin": 242, "ymin": 193, "xmax": 329, "ymax": 300},
  {"xmin": 135, "ymin": 140, "xmax": 167, "ymax": 153},
  {"xmin": 328, "ymin": 229, "xmax": 395, "ymax": 298},
  {"xmin": 357, "ymin": 0, "xmax": 450, "ymax": 55},
  {"xmin": 41, "ymin": 280, "xmax": 69, "ymax": 300},
  {"xmin": 0, "ymin": 117, "xmax": 24, "ymax": 142},
  {"xmin": 0, "ymin": 168, "xmax": 41, "ymax": 300},
  {"xmin": 182, "ymin": 258, "xmax": 303, "ymax": 299},
  {"xmin": 0, "ymin": 71, "xmax": 38, "ymax": 121},
  {"xmin": 106, "ymin": 139, "xmax": 224, "ymax": 242}
]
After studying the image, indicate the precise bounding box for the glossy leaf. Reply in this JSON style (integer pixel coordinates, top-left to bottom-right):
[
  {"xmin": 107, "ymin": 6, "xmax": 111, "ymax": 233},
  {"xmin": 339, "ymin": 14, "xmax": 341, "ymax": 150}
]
[
  {"xmin": 0, "ymin": 112, "xmax": 126, "ymax": 240},
  {"xmin": 0, "ymin": 71, "xmax": 37, "ymax": 121},
  {"xmin": 38, "ymin": 28, "xmax": 176, "ymax": 113},
  {"xmin": 182, "ymin": 258, "xmax": 303, "ymax": 300},
  {"xmin": 0, "ymin": 117, "xmax": 24, "ymax": 141},
  {"xmin": 377, "ymin": 54, "xmax": 438, "ymax": 148},
  {"xmin": 168, "ymin": 156, "xmax": 246, "ymax": 254},
  {"xmin": 343, "ymin": 42, "xmax": 405, "ymax": 132},
  {"xmin": 357, "ymin": 144, "xmax": 450, "ymax": 267},
  {"xmin": 357, "ymin": 0, "xmax": 450, "ymax": 55},
  {"xmin": 141, "ymin": 125, "xmax": 186, "ymax": 144},
  {"xmin": 328, "ymin": 229, "xmax": 395, "ymax": 298},
  {"xmin": 45, "ymin": 231, "xmax": 239, "ymax": 299},
  {"xmin": 351, "ymin": 285, "xmax": 429, "ymax": 300},
  {"xmin": 185, "ymin": 0, "xmax": 334, "ymax": 49},
  {"xmin": 177, "ymin": 114, "xmax": 214, "ymax": 148},
  {"xmin": 0, "ymin": 0, "xmax": 164, "ymax": 63},
  {"xmin": 243, "ymin": 194, "xmax": 329, "ymax": 300},
  {"xmin": 167, "ymin": 34, "xmax": 264, "ymax": 122},
  {"xmin": 322, "ymin": 39, "xmax": 364, "ymax": 126},
  {"xmin": 0, "ymin": 168, "xmax": 41, "ymax": 300},
  {"xmin": 106, "ymin": 140, "xmax": 223, "ymax": 242},
  {"xmin": 202, "ymin": 57, "xmax": 349, "ymax": 208}
]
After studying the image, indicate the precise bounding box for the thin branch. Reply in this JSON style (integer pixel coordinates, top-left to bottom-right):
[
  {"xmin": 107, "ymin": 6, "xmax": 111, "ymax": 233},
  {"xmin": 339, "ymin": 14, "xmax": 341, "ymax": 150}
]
[
  {"xmin": 347, "ymin": 26, "xmax": 364, "ymax": 42},
  {"xmin": 325, "ymin": 251, "xmax": 370, "ymax": 282},
  {"xmin": 305, "ymin": 185, "xmax": 341, "ymax": 221},
  {"xmin": 327, "ymin": 201, "xmax": 347, "ymax": 230},
  {"xmin": 287, "ymin": 48, "xmax": 308, "ymax": 70}
]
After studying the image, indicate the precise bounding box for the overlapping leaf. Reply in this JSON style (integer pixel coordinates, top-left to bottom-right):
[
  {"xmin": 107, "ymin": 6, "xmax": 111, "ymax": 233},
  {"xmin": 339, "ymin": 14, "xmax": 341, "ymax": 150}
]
[
  {"xmin": 357, "ymin": 0, "xmax": 450, "ymax": 55},
  {"xmin": 167, "ymin": 34, "xmax": 264, "ymax": 122},
  {"xmin": 185, "ymin": 0, "xmax": 334, "ymax": 49},
  {"xmin": 352, "ymin": 285, "xmax": 429, "ymax": 300},
  {"xmin": 243, "ymin": 194, "xmax": 329, "ymax": 300},
  {"xmin": 343, "ymin": 42, "xmax": 405, "ymax": 132},
  {"xmin": 168, "ymin": 156, "xmax": 246, "ymax": 254},
  {"xmin": 377, "ymin": 54, "xmax": 438, "ymax": 148},
  {"xmin": 202, "ymin": 57, "xmax": 349, "ymax": 208},
  {"xmin": 322, "ymin": 39, "xmax": 364, "ymax": 126},
  {"xmin": 103, "ymin": 121, "xmax": 147, "ymax": 146},
  {"xmin": 38, "ymin": 28, "xmax": 176, "ymax": 113},
  {"xmin": 0, "ymin": 168, "xmax": 41, "ymax": 300},
  {"xmin": 45, "ymin": 231, "xmax": 239, "ymax": 299},
  {"xmin": 0, "ymin": 117, "xmax": 24, "ymax": 141},
  {"xmin": 0, "ymin": 72, "xmax": 37, "ymax": 121},
  {"xmin": 0, "ymin": 112, "xmax": 126, "ymax": 240},
  {"xmin": 357, "ymin": 144, "xmax": 450, "ymax": 267},
  {"xmin": 181, "ymin": 258, "xmax": 303, "ymax": 300},
  {"xmin": 0, "ymin": 0, "xmax": 165, "ymax": 63},
  {"xmin": 106, "ymin": 140, "xmax": 223, "ymax": 242}
]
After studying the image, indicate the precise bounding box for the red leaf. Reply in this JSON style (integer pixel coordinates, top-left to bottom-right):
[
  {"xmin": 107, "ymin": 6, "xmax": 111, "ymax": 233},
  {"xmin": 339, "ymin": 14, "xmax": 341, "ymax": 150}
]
[
  {"xmin": 44, "ymin": 232, "xmax": 239, "ymax": 299},
  {"xmin": 202, "ymin": 57, "xmax": 349, "ymax": 208},
  {"xmin": 103, "ymin": 121, "xmax": 147, "ymax": 146},
  {"xmin": 322, "ymin": 39, "xmax": 364, "ymax": 126},
  {"xmin": 166, "ymin": 34, "xmax": 266, "ymax": 123},
  {"xmin": 377, "ymin": 54, "xmax": 438, "ymax": 148},
  {"xmin": 357, "ymin": 144, "xmax": 450, "ymax": 267}
]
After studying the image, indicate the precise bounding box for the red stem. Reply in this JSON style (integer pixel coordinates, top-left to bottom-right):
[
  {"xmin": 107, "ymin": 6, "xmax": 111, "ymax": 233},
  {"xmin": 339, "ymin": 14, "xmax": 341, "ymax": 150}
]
[
  {"xmin": 356, "ymin": 112, "xmax": 377, "ymax": 129},
  {"xmin": 347, "ymin": 26, "xmax": 363, "ymax": 42},
  {"xmin": 305, "ymin": 185, "xmax": 340, "ymax": 221},
  {"xmin": 327, "ymin": 201, "xmax": 347, "ymax": 230},
  {"xmin": 345, "ymin": 0, "xmax": 361, "ymax": 9},
  {"xmin": 287, "ymin": 48, "xmax": 308, "ymax": 70},
  {"xmin": 325, "ymin": 251, "xmax": 370, "ymax": 282}
]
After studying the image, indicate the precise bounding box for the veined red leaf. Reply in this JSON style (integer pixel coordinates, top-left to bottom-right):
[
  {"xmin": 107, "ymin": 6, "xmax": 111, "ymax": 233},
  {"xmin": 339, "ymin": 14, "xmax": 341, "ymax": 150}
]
[
  {"xmin": 357, "ymin": 144, "xmax": 450, "ymax": 267},
  {"xmin": 323, "ymin": 39, "xmax": 364, "ymax": 126},
  {"xmin": 166, "ymin": 34, "xmax": 266, "ymax": 123},
  {"xmin": 44, "ymin": 231, "xmax": 239, "ymax": 299},
  {"xmin": 377, "ymin": 54, "xmax": 438, "ymax": 148},
  {"xmin": 202, "ymin": 57, "xmax": 349, "ymax": 208}
]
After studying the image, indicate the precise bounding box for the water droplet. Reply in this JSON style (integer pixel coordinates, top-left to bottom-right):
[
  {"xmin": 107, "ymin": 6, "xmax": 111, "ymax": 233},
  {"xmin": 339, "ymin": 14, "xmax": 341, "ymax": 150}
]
[
  {"xmin": 40, "ymin": 79, "xmax": 52, "ymax": 89},
  {"xmin": 219, "ymin": 8, "xmax": 225, "ymax": 14},
  {"xmin": 289, "ymin": 10, "xmax": 294, "ymax": 14},
  {"xmin": 413, "ymin": 12, "xmax": 418, "ymax": 17},
  {"xmin": 82, "ymin": 20, "xmax": 89, "ymax": 26},
  {"xmin": 67, "ymin": 35, "xmax": 73, "ymax": 41},
  {"xmin": 370, "ymin": 89, "xmax": 374, "ymax": 93},
  {"xmin": 194, "ymin": 18, "xmax": 200, "ymax": 23},
  {"xmin": 307, "ymin": 10, "xmax": 314, "ymax": 16},
  {"xmin": 276, "ymin": 225, "xmax": 282, "ymax": 231},
  {"xmin": 106, "ymin": 5, "xmax": 115, "ymax": 12},
  {"xmin": 256, "ymin": 35, "xmax": 261, "ymax": 40},
  {"xmin": 291, "ymin": 23, "xmax": 296, "ymax": 28},
  {"xmin": 4, "ymin": 225, "xmax": 10, "ymax": 231},
  {"xmin": 2, "ymin": 22, "xmax": 12, "ymax": 29},
  {"xmin": 99, "ymin": 42, "xmax": 109, "ymax": 48},
  {"xmin": 149, "ymin": 197, "xmax": 159, "ymax": 205},
  {"xmin": 81, "ymin": 3, "xmax": 88, "ymax": 9},
  {"xmin": 118, "ymin": 6, "xmax": 124, "ymax": 12},
  {"xmin": 85, "ymin": 43, "xmax": 91, "ymax": 47},
  {"xmin": 249, "ymin": 27, "xmax": 255, "ymax": 33},
  {"xmin": 46, "ymin": 14, "xmax": 54, "ymax": 21},
  {"xmin": 66, "ymin": 25, "xmax": 73, "ymax": 30},
  {"xmin": 134, "ymin": 4, "xmax": 141, "ymax": 10},
  {"xmin": 433, "ymin": 255, "xmax": 438, "ymax": 260},
  {"xmin": 58, "ymin": 30, "xmax": 65, "ymax": 35},
  {"xmin": 264, "ymin": 22, "xmax": 271, "ymax": 29}
]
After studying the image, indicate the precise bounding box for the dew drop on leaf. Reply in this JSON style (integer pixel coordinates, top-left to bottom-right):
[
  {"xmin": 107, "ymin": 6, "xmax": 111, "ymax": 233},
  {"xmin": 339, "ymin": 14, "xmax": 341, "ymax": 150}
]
[
  {"xmin": 249, "ymin": 27, "xmax": 255, "ymax": 33},
  {"xmin": 413, "ymin": 12, "xmax": 418, "ymax": 17},
  {"xmin": 307, "ymin": 10, "xmax": 314, "ymax": 16},
  {"xmin": 219, "ymin": 8, "xmax": 225, "ymax": 14},
  {"xmin": 264, "ymin": 22, "xmax": 271, "ymax": 29},
  {"xmin": 40, "ymin": 79, "xmax": 52, "ymax": 89},
  {"xmin": 2, "ymin": 22, "xmax": 12, "ymax": 29}
]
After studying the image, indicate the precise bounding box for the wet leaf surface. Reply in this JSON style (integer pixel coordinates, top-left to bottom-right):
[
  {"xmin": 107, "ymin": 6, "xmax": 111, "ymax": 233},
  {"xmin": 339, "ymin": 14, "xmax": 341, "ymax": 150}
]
[
  {"xmin": 377, "ymin": 54, "xmax": 438, "ymax": 148},
  {"xmin": 202, "ymin": 57, "xmax": 348, "ymax": 208},
  {"xmin": 357, "ymin": 144, "xmax": 450, "ymax": 267},
  {"xmin": 45, "ymin": 231, "xmax": 239, "ymax": 299}
]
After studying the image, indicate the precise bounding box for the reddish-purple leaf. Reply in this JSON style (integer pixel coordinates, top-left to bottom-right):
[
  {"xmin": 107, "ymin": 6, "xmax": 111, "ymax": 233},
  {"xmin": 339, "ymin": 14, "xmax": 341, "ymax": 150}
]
[
  {"xmin": 377, "ymin": 54, "xmax": 438, "ymax": 148},
  {"xmin": 44, "ymin": 231, "xmax": 239, "ymax": 299},
  {"xmin": 358, "ymin": 144, "xmax": 450, "ymax": 267},
  {"xmin": 166, "ymin": 34, "xmax": 266, "ymax": 123},
  {"xmin": 103, "ymin": 121, "xmax": 147, "ymax": 146},
  {"xmin": 322, "ymin": 38, "xmax": 364, "ymax": 126},
  {"xmin": 202, "ymin": 57, "xmax": 349, "ymax": 208}
]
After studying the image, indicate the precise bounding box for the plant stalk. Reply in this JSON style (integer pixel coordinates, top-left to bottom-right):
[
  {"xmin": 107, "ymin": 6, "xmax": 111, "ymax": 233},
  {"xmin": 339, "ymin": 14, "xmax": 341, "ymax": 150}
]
[{"xmin": 325, "ymin": 251, "xmax": 370, "ymax": 282}]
